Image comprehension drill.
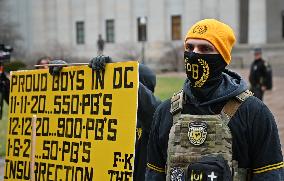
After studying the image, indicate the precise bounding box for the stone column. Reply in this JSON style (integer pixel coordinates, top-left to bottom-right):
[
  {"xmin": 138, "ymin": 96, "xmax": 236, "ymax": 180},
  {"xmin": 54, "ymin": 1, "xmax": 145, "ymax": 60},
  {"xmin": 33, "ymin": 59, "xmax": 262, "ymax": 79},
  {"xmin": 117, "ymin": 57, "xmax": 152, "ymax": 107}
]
[
  {"xmin": 149, "ymin": 0, "xmax": 166, "ymax": 41},
  {"xmin": 248, "ymin": 0, "xmax": 267, "ymax": 44},
  {"xmin": 116, "ymin": 0, "xmax": 133, "ymax": 43}
]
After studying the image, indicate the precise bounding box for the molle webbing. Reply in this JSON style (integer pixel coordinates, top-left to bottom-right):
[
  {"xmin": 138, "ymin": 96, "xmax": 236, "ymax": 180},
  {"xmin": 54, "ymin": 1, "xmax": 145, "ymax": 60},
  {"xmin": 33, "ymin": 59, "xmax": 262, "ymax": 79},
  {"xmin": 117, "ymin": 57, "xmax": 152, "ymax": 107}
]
[
  {"xmin": 170, "ymin": 89, "xmax": 253, "ymax": 121},
  {"xmin": 170, "ymin": 89, "xmax": 183, "ymax": 115},
  {"xmin": 167, "ymin": 89, "xmax": 253, "ymax": 181},
  {"xmin": 170, "ymin": 90, "xmax": 184, "ymax": 125},
  {"xmin": 222, "ymin": 90, "xmax": 254, "ymax": 119}
]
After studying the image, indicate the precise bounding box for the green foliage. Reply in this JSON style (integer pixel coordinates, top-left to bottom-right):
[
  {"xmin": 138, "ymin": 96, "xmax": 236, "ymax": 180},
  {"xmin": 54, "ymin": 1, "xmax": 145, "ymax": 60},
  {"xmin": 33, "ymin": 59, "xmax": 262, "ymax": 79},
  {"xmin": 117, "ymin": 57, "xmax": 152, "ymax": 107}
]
[
  {"xmin": 155, "ymin": 75, "xmax": 185, "ymax": 100},
  {"xmin": 0, "ymin": 102, "xmax": 8, "ymax": 156},
  {"xmin": 4, "ymin": 60, "xmax": 27, "ymax": 72}
]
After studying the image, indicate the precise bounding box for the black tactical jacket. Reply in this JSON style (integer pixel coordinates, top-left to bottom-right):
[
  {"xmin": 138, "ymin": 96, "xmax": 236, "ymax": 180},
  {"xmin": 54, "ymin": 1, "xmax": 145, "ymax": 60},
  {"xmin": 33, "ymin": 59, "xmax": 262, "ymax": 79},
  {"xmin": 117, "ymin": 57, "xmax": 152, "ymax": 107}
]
[
  {"xmin": 249, "ymin": 58, "xmax": 267, "ymax": 87},
  {"xmin": 134, "ymin": 64, "xmax": 162, "ymax": 181}
]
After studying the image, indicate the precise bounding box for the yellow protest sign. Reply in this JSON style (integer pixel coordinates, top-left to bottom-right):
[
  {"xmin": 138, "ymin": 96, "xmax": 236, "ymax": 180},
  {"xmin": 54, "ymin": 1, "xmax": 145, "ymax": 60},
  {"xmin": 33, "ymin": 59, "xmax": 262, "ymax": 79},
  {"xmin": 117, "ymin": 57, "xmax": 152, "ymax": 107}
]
[{"xmin": 4, "ymin": 61, "xmax": 138, "ymax": 180}]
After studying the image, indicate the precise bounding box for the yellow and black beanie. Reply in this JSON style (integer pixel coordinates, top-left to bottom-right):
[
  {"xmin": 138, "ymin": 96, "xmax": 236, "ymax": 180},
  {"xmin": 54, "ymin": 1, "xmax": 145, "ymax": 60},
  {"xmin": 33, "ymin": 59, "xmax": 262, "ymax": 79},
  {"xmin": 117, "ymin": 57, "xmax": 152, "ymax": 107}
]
[{"xmin": 185, "ymin": 19, "xmax": 236, "ymax": 65}]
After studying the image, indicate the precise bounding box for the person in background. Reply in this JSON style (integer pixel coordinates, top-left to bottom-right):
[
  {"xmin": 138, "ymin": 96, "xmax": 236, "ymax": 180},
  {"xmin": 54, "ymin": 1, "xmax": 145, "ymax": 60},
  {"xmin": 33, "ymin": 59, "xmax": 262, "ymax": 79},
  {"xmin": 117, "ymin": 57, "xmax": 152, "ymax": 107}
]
[
  {"xmin": 249, "ymin": 48, "xmax": 270, "ymax": 101},
  {"xmin": 145, "ymin": 19, "xmax": 283, "ymax": 180},
  {"xmin": 36, "ymin": 56, "xmax": 51, "ymax": 69},
  {"xmin": 97, "ymin": 34, "xmax": 105, "ymax": 55}
]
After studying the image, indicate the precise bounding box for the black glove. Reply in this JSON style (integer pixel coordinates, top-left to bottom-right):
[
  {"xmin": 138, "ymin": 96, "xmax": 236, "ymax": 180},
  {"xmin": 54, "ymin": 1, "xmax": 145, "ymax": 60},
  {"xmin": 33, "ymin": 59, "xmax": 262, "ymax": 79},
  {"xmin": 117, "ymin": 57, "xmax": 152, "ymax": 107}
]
[
  {"xmin": 88, "ymin": 55, "xmax": 112, "ymax": 71},
  {"xmin": 49, "ymin": 59, "xmax": 67, "ymax": 76}
]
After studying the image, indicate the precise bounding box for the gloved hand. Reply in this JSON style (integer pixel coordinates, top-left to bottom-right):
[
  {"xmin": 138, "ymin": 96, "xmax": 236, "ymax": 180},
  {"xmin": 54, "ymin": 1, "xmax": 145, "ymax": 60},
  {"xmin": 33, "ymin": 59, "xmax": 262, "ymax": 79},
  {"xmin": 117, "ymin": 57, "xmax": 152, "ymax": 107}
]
[
  {"xmin": 88, "ymin": 55, "xmax": 112, "ymax": 71},
  {"xmin": 49, "ymin": 59, "xmax": 67, "ymax": 76}
]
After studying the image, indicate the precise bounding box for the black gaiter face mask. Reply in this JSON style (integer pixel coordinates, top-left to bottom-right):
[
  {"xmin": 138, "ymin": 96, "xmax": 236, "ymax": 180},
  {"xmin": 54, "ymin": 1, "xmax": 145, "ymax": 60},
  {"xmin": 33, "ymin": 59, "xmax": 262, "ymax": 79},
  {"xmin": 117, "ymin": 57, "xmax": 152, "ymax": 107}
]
[{"xmin": 184, "ymin": 51, "xmax": 227, "ymax": 99}]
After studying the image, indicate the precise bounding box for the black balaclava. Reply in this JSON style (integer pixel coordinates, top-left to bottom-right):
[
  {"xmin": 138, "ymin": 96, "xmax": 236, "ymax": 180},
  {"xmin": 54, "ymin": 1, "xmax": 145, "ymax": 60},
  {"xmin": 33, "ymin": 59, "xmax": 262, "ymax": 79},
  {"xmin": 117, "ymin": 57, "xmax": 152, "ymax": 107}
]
[{"xmin": 184, "ymin": 51, "xmax": 227, "ymax": 100}]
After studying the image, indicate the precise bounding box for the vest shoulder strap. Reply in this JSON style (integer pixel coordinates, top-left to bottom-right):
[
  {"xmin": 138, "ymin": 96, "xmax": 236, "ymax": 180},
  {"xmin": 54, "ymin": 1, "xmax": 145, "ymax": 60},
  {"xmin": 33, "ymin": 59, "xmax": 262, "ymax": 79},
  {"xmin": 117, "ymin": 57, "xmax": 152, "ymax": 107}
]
[
  {"xmin": 170, "ymin": 89, "xmax": 183, "ymax": 115},
  {"xmin": 170, "ymin": 89, "xmax": 253, "ymax": 119},
  {"xmin": 222, "ymin": 90, "xmax": 253, "ymax": 119}
]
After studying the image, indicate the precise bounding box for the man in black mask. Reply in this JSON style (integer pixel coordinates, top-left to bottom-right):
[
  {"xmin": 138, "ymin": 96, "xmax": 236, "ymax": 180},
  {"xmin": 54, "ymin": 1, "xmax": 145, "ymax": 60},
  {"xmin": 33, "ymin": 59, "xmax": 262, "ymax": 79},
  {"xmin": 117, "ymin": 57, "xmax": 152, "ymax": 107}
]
[{"xmin": 146, "ymin": 19, "xmax": 283, "ymax": 180}]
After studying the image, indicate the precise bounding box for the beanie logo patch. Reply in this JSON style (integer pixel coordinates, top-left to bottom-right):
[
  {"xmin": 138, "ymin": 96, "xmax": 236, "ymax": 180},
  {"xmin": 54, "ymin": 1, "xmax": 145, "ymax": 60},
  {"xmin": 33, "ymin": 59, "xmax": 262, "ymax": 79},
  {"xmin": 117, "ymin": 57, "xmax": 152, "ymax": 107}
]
[{"xmin": 192, "ymin": 25, "xmax": 207, "ymax": 34}]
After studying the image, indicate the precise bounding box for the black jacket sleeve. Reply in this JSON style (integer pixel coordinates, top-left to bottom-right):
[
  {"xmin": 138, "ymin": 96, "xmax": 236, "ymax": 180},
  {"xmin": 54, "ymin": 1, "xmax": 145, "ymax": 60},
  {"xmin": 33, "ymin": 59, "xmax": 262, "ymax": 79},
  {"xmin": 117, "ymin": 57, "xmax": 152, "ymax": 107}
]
[
  {"xmin": 229, "ymin": 96, "xmax": 284, "ymax": 180},
  {"xmin": 252, "ymin": 169, "xmax": 284, "ymax": 181},
  {"xmin": 249, "ymin": 60, "xmax": 267, "ymax": 87},
  {"xmin": 250, "ymin": 100, "xmax": 284, "ymax": 180},
  {"xmin": 138, "ymin": 83, "xmax": 161, "ymax": 132},
  {"xmin": 145, "ymin": 100, "xmax": 172, "ymax": 180}
]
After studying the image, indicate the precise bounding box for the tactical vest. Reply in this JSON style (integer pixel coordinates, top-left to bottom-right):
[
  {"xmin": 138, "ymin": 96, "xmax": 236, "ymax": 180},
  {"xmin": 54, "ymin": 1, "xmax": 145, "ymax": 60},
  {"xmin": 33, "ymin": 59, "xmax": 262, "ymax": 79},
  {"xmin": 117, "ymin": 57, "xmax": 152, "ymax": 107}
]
[{"xmin": 166, "ymin": 90, "xmax": 253, "ymax": 181}]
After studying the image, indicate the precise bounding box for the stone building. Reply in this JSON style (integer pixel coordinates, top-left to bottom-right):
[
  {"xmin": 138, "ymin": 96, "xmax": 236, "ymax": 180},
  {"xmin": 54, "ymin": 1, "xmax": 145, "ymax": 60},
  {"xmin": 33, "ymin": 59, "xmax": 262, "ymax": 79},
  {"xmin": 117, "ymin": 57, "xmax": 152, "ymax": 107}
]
[{"xmin": 3, "ymin": 0, "xmax": 284, "ymax": 70}]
